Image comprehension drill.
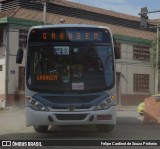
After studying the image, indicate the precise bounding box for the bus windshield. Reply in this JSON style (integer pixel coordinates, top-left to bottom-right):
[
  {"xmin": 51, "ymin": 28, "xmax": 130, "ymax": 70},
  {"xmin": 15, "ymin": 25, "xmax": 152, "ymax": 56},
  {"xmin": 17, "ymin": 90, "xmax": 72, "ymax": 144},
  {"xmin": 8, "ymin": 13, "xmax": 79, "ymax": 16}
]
[{"xmin": 27, "ymin": 27, "xmax": 115, "ymax": 93}]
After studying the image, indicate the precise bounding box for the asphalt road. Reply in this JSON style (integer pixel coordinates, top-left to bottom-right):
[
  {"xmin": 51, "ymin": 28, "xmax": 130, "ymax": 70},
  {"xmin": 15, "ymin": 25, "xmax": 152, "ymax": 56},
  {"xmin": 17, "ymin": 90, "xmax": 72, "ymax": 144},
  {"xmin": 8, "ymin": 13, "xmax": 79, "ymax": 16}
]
[{"xmin": 0, "ymin": 106, "xmax": 160, "ymax": 149}]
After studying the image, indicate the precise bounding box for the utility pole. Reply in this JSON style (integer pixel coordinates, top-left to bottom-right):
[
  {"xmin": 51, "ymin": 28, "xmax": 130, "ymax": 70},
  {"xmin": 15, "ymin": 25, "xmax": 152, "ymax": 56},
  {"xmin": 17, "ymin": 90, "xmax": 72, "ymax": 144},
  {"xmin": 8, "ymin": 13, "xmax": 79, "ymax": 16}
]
[
  {"xmin": 155, "ymin": 27, "xmax": 160, "ymax": 94},
  {"xmin": 42, "ymin": 0, "xmax": 48, "ymax": 25},
  {"xmin": 139, "ymin": 7, "xmax": 160, "ymax": 94},
  {"xmin": 33, "ymin": 0, "xmax": 49, "ymax": 25}
]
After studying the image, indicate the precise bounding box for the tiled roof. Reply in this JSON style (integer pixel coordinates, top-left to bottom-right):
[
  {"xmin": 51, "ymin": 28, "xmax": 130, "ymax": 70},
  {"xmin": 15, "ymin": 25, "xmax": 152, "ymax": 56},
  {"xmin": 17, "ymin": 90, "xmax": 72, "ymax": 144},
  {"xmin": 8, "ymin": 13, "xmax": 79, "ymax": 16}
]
[
  {"xmin": 0, "ymin": 7, "xmax": 20, "ymax": 18},
  {"xmin": 52, "ymin": 0, "xmax": 140, "ymax": 22},
  {"xmin": 152, "ymin": 19, "xmax": 160, "ymax": 23},
  {"xmin": 0, "ymin": 0, "xmax": 156, "ymax": 41},
  {"xmin": 5, "ymin": 7, "xmax": 154, "ymax": 41},
  {"xmin": 52, "ymin": 0, "xmax": 157, "ymax": 25}
]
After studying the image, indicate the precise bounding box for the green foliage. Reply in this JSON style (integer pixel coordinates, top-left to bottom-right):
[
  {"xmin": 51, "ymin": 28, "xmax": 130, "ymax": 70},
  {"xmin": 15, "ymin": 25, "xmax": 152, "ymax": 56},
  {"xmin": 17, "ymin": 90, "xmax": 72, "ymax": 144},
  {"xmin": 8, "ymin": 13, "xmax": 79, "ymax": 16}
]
[{"xmin": 151, "ymin": 38, "xmax": 157, "ymax": 68}]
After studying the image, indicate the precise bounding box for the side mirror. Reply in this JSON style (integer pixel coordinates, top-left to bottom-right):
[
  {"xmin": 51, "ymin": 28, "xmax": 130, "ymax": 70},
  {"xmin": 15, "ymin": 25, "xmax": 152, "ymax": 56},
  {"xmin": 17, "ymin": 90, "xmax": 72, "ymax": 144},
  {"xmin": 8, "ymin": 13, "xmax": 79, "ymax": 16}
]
[{"xmin": 16, "ymin": 48, "xmax": 24, "ymax": 64}]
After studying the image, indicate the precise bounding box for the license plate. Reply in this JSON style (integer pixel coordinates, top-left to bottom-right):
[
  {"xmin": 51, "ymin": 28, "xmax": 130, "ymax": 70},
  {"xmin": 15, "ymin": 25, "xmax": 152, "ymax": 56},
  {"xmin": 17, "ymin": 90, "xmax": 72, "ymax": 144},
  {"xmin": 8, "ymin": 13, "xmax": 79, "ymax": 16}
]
[{"xmin": 72, "ymin": 83, "xmax": 84, "ymax": 90}]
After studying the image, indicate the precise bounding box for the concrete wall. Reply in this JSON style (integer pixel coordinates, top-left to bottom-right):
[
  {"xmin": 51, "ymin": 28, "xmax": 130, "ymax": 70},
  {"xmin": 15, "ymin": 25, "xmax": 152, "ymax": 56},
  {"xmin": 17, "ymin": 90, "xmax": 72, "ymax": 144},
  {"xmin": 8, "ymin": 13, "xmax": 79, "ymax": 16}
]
[
  {"xmin": 0, "ymin": 27, "xmax": 26, "ymax": 106},
  {"xmin": 116, "ymin": 43, "xmax": 155, "ymax": 105},
  {"xmin": 8, "ymin": 28, "xmax": 19, "ymax": 94},
  {"xmin": 0, "ymin": 28, "xmax": 5, "ymax": 95},
  {"xmin": 7, "ymin": 27, "xmax": 25, "ymax": 95}
]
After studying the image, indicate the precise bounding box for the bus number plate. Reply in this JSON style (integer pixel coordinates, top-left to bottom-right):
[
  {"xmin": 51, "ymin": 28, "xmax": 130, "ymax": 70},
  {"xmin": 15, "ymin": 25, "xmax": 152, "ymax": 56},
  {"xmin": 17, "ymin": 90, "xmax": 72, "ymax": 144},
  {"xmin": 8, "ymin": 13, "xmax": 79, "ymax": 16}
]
[
  {"xmin": 54, "ymin": 46, "xmax": 69, "ymax": 55},
  {"xmin": 72, "ymin": 83, "xmax": 84, "ymax": 90}
]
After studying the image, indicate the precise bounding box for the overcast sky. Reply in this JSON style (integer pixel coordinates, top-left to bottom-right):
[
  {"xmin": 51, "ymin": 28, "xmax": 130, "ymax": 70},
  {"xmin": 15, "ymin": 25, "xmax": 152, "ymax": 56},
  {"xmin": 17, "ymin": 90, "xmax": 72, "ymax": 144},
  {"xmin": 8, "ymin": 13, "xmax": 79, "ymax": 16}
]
[{"xmin": 67, "ymin": 0, "xmax": 160, "ymax": 19}]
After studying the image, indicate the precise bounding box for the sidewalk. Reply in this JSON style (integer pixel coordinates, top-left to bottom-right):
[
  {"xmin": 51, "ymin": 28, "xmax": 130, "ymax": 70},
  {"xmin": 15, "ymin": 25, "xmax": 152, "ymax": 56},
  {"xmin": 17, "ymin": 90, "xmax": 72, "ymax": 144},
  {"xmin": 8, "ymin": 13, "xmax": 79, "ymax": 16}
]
[
  {"xmin": 116, "ymin": 105, "xmax": 144, "ymax": 125},
  {"xmin": 117, "ymin": 105, "xmax": 137, "ymax": 111}
]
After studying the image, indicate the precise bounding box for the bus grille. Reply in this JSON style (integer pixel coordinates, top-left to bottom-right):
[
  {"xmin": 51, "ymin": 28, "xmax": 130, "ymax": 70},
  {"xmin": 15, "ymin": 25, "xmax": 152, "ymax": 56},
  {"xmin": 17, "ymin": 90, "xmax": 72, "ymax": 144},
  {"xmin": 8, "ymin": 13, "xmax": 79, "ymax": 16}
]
[
  {"xmin": 51, "ymin": 106, "xmax": 91, "ymax": 110},
  {"xmin": 43, "ymin": 95, "xmax": 99, "ymax": 104},
  {"xmin": 55, "ymin": 114, "xmax": 87, "ymax": 120}
]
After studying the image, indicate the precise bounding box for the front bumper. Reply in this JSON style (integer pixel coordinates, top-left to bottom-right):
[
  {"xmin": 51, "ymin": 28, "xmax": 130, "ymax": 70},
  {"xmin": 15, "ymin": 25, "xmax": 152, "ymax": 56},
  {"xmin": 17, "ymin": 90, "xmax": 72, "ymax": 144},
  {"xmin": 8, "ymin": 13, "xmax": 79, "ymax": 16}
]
[{"xmin": 25, "ymin": 106, "xmax": 116, "ymax": 127}]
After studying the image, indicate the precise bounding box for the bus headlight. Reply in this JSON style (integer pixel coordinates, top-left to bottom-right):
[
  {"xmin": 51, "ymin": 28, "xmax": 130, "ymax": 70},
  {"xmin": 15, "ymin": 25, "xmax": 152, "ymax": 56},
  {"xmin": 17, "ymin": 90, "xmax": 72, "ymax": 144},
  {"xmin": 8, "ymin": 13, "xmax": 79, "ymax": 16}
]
[
  {"xmin": 95, "ymin": 98, "xmax": 112, "ymax": 110},
  {"xmin": 26, "ymin": 96, "xmax": 48, "ymax": 111}
]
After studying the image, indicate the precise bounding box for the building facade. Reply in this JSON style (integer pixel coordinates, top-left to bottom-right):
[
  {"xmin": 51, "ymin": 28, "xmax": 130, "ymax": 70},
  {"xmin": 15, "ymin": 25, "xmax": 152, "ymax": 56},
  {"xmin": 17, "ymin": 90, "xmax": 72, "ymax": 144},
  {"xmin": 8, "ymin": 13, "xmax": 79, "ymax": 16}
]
[{"xmin": 0, "ymin": 0, "xmax": 157, "ymax": 106}]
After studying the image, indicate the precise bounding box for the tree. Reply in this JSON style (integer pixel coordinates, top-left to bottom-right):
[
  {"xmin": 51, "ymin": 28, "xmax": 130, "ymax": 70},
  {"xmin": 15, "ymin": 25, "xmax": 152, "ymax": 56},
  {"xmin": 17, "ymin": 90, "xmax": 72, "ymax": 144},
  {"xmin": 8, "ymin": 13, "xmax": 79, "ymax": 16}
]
[
  {"xmin": 151, "ymin": 38, "xmax": 157, "ymax": 68},
  {"xmin": 151, "ymin": 38, "xmax": 160, "ymax": 91}
]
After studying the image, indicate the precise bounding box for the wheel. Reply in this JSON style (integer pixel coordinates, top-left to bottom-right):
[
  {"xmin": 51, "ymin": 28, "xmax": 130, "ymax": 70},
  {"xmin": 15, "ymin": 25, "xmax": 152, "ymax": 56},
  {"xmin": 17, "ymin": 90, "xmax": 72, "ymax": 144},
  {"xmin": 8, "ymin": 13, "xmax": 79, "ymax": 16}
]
[
  {"xmin": 33, "ymin": 125, "xmax": 49, "ymax": 133},
  {"xmin": 139, "ymin": 112, "xmax": 144, "ymax": 116},
  {"xmin": 96, "ymin": 124, "xmax": 115, "ymax": 133}
]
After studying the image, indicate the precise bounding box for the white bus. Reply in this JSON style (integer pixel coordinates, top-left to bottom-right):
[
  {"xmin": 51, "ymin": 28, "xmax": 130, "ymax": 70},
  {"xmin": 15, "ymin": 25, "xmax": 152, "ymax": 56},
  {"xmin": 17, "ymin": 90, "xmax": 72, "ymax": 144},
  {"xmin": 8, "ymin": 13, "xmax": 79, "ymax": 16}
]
[{"xmin": 16, "ymin": 24, "xmax": 118, "ymax": 133}]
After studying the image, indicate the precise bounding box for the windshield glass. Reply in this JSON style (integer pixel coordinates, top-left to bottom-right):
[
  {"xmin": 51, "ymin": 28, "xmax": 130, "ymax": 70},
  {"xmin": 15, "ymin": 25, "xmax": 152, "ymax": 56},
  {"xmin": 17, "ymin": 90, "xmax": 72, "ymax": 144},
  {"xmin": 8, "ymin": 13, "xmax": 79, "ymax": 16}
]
[
  {"xmin": 26, "ymin": 27, "xmax": 115, "ymax": 93},
  {"xmin": 27, "ymin": 44, "xmax": 114, "ymax": 93}
]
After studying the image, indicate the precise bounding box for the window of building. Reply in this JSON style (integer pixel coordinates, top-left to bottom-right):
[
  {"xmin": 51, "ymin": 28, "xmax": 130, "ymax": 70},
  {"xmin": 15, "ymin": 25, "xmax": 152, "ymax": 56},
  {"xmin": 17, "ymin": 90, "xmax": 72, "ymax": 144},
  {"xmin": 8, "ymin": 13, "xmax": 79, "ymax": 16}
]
[
  {"xmin": 18, "ymin": 67, "xmax": 25, "ymax": 90},
  {"xmin": 115, "ymin": 42, "xmax": 121, "ymax": 59},
  {"xmin": 133, "ymin": 74, "xmax": 149, "ymax": 92},
  {"xmin": 133, "ymin": 45, "xmax": 150, "ymax": 61},
  {"xmin": 19, "ymin": 30, "xmax": 27, "ymax": 48},
  {"xmin": 0, "ymin": 65, "xmax": 2, "ymax": 71},
  {"xmin": 0, "ymin": 29, "xmax": 3, "ymax": 47}
]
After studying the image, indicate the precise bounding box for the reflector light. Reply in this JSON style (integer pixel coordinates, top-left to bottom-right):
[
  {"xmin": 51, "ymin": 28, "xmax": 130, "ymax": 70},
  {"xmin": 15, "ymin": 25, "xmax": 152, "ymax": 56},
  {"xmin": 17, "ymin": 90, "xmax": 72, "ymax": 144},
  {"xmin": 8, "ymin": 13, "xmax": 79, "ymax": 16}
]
[{"xmin": 97, "ymin": 115, "xmax": 112, "ymax": 120}]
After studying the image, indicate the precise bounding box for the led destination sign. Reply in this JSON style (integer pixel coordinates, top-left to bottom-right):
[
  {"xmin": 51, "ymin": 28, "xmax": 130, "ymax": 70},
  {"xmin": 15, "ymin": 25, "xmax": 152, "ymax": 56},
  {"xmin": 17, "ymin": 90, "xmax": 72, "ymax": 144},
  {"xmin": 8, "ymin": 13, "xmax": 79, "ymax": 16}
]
[
  {"xmin": 36, "ymin": 75, "xmax": 58, "ymax": 81},
  {"xmin": 42, "ymin": 31, "xmax": 101, "ymax": 41},
  {"xmin": 29, "ymin": 28, "xmax": 110, "ymax": 42}
]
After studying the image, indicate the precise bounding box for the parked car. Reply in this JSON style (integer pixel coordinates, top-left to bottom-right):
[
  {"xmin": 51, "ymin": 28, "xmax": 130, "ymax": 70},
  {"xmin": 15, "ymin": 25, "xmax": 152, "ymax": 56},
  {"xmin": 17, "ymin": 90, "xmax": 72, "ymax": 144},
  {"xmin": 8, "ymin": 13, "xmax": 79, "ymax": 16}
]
[
  {"xmin": 137, "ymin": 94, "xmax": 160, "ymax": 116},
  {"xmin": 137, "ymin": 102, "xmax": 144, "ymax": 116},
  {"xmin": 152, "ymin": 94, "xmax": 160, "ymax": 100}
]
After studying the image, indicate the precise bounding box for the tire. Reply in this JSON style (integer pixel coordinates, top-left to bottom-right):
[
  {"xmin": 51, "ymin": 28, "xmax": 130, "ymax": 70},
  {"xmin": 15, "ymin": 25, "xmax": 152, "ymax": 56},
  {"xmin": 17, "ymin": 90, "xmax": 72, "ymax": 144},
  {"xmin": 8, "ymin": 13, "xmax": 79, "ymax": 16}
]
[
  {"xmin": 139, "ymin": 112, "xmax": 144, "ymax": 116},
  {"xmin": 96, "ymin": 124, "xmax": 115, "ymax": 133},
  {"xmin": 33, "ymin": 125, "xmax": 49, "ymax": 133}
]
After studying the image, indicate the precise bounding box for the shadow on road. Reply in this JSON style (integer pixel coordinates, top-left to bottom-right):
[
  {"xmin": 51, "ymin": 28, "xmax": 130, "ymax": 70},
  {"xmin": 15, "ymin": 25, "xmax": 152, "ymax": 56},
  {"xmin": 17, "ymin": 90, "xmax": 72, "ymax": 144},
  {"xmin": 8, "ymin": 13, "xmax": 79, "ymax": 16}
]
[
  {"xmin": 117, "ymin": 117, "xmax": 143, "ymax": 125},
  {"xmin": 0, "ymin": 125, "xmax": 115, "ymax": 140},
  {"xmin": 0, "ymin": 119, "xmax": 159, "ymax": 140},
  {"xmin": 0, "ymin": 132, "xmax": 114, "ymax": 140},
  {"xmin": 2, "ymin": 106, "xmax": 160, "ymax": 141}
]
